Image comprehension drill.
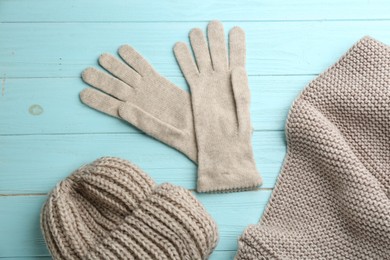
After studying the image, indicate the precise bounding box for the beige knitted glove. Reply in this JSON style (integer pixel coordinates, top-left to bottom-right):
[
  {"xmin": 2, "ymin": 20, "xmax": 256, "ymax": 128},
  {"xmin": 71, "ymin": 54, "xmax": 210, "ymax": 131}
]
[
  {"xmin": 80, "ymin": 46, "xmax": 197, "ymax": 161},
  {"xmin": 174, "ymin": 21, "xmax": 262, "ymax": 192}
]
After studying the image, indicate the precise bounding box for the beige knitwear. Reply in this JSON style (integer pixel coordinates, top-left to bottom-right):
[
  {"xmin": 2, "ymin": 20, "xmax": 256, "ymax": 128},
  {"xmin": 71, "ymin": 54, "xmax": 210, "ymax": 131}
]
[
  {"xmin": 80, "ymin": 47, "xmax": 197, "ymax": 161},
  {"xmin": 236, "ymin": 37, "xmax": 390, "ymax": 259},
  {"xmin": 41, "ymin": 157, "xmax": 218, "ymax": 260},
  {"xmin": 80, "ymin": 21, "xmax": 261, "ymax": 193},
  {"xmin": 174, "ymin": 21, "xmax": 261, "ymax": 192}
]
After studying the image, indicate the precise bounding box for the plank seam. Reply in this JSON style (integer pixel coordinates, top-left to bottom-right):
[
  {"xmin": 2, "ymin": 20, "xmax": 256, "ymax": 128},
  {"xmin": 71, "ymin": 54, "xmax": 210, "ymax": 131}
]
[
  {"xmin": 0, "ymin": 188, "xmax": 273, "ymax": 196},
  {"xmin": 0, "ymin": 74, "xmax": 319, "ymax": 80},
  {"xmin": 0, "ymin": 129, "xmax": 284, "ymax": 137},
  {"xmin": 2, "ymin": 19, "xmax": 390, "ymax": 23}
]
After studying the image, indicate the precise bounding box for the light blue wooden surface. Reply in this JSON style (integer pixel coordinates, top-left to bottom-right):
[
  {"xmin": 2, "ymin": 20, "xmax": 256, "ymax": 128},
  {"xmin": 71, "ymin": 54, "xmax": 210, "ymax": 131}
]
[{"xmin": 1, "ymin": 1, "xmax": 390, "ymax": 259}]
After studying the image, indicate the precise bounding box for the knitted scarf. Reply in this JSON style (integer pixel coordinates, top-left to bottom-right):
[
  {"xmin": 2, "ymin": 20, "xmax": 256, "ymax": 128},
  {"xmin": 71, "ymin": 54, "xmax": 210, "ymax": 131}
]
[{"xmin": 236, "ymin": 37, "xmax": 390, "ymax": 259}]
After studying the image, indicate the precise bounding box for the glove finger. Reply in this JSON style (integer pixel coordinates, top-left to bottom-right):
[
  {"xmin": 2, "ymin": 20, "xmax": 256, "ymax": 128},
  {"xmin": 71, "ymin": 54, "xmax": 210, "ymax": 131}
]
[
  {"xmin": 208, "ymin": 20, "xmax": 228, "ymax": 71},
  {"xmin": 118, "ymin": 45, "xmax": 155, "ymax": 76},
  {"xmin": 189, "ymin": 28, "xmax": 212, "ymax": 72},
  {"xmin": 80, "ymin": 88, "xmax": 122, "ymax": 118},
  {"xmin": 82, "ymin": 67, "xmax": 135, "ymax": 101},
  {"xmin": 99, "ymin": 53, "xmax": 142, "ymax": 88},
  {"xmin": 231, "ymin": 67, "xmax": 251, "ymax": 133},
  {"xmin": 229, "ymin": 26, "xmax": 246, "ymax": 69},
  {"xmin": 174, "ymin": 42, "xmax": 199, "ymax": 85}
]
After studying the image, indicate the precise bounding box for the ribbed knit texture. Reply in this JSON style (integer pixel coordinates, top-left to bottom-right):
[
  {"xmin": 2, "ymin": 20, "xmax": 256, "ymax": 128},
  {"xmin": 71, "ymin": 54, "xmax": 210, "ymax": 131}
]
[
  {"xmin": 41, "ymin": 157, "xmax": 218, "ymax": 260},
  {"xmin": 236, "ymin": 37, "xmax": 390, "ymax": 259}
]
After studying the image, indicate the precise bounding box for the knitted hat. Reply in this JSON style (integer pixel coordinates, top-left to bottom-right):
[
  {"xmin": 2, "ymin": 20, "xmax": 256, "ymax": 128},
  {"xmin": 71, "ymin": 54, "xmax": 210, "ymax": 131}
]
[
  {"xmin": 236, "ymin": 37, "xmax": 390, "ymax": 259},
  {"xmin": 41, "ymin": 157, "xmax": 218, "ymax": 259}
]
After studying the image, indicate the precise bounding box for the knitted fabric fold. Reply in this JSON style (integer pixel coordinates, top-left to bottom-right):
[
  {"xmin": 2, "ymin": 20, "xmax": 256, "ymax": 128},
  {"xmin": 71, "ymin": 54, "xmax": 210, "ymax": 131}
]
[
  {"xmin": 86, "ymin": 183, "xmax": 218, "ymax": 260},
  {"xmin": 41, "ymin": 157, "xmax": 218, "ymax": 260},
  {"xmin": 236, "ymin": 37, "xmax": 390, "ymax": 259}
]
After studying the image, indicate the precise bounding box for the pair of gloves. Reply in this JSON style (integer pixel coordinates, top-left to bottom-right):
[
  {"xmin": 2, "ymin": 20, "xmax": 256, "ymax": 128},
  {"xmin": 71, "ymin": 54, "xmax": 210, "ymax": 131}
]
[{"xmin": 80, "ymin": 21, "xmax": 262, "ymax": 192}]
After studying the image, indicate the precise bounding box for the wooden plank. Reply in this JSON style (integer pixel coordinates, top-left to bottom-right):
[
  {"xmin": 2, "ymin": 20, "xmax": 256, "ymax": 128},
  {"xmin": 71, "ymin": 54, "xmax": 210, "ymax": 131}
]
[
  {"xmin": 1, "ymin": 0, "xmax": 390, "ymax": 22},
  {"xmin": 2, "ymin": 21, "xmax": 390, "ymax": 78},
  {"xmin": 210, "ymin": 251, "xmax": 237, "ymax": 260},
  {"xmin": 0, "ymin": 196, "xmax": 48, "ymax": 258},
  {"xmin": 0, "ymin": 131, "xmax": 285, "ymax": 194},
  {"xmin": 0, "ymin": 191, "xmax": 270, "ymax": 257},
  {"xmin": 0, "ymin": 257, "xmax": 51, "ymax": 260},
  {"xmin": 0, "ymin": 76, "xmax": 309, "ymax": 135},
  {"xmin": 199, "ymin": 190, "xmax": 270, "ymax": 252}
]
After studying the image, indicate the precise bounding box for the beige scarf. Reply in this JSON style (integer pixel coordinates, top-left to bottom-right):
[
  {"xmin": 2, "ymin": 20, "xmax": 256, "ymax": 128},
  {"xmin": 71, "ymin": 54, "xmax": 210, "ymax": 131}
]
[{"xmin": 236, "ymin": 37, "xmax": 390, "ymax": 259}]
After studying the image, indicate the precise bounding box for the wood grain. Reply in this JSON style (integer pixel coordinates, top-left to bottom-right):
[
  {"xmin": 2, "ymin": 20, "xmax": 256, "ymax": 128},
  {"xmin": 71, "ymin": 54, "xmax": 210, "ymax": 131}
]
[
  {"xmin": 2, "ymin": 21, "xmax": 390, "ymax": 78},
  {"xmin": 1, "ymin": 0, "xmax": 390, "ymax": 22},
  {"xmin": 0, "ymin": 76, "xmax": 309, "ymax": 135}
]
